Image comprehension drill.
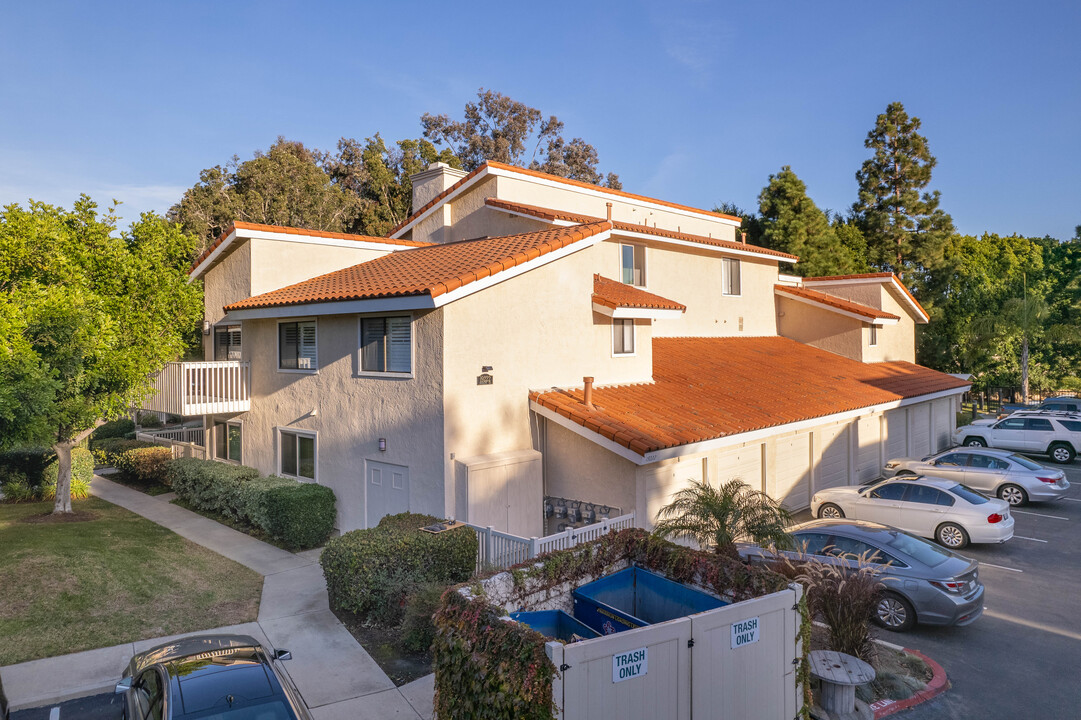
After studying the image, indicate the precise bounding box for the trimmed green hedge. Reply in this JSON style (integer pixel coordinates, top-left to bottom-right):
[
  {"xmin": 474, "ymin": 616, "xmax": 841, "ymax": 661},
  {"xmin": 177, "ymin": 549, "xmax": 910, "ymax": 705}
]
[
  {"xmin": 321, "ymin": 512, "xmax": 477, "ymax": 625},
  {"xmin": 90, "ymin": 438, "xmax": 157, "ymax": 467},
  {"xmin": 0, "ymin": 448, "xmax": 53, "ymax": 484},
  {"xmin": 91, "ymin": 418, "xmax": 135, "ymax": 440},
  {"xmin": 168, "ymin": 459, "xmax": 335, "ymax": 550},
  {"xmin": 113, "ymin": 446, "xmax": 172, "ymax": 486}
]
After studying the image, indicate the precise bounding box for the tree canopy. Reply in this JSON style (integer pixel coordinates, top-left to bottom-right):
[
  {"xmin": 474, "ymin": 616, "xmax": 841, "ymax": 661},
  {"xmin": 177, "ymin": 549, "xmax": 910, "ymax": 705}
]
[
  {"xmin": 853, "ymin": 102, "xmax": 954, "ymax": 277},
  {"xmin": 0, "ymin": 199, "xmax": 202, "ymax": 512}
]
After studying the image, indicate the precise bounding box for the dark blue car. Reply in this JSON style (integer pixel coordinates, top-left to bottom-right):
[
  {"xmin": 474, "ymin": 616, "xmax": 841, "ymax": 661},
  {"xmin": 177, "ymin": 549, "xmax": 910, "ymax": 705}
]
[{"xmin": 115, "ymin": 634, "xmax": 310, "ymax": 720}]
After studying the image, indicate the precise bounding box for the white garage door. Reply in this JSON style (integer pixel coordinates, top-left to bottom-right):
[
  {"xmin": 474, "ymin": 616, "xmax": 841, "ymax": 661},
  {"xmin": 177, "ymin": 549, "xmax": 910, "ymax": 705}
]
[
  {"xmin": 713, "ymin": 445, "xmax": 763, "ymax": 490},
  {"xmin": 886, "ymin": 409, "xmax": 907, "ymax": 461},
  {"xmin": 855, "ymin": 415, "xmax": 881, "ymax": 483},
  {"xmin": 909, "ymin": 404, "xmax": 931, "ymax": 458},
  {"xmin": 815, "ymin": 424, "xmax": 850, "ymax": 493},
  {"xmin": 770, "ymin": 434, "xmax": 811, "ymax": 510},
  {"xmin": 933, "ymin": 399, "xmax": 953, "ymax": 451}
]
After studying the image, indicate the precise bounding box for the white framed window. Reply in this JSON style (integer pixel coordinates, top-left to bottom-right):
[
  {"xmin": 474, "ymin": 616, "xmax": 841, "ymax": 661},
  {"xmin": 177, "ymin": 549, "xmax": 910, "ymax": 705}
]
[
  {"xmin": 359, "ymin": 315, "xmax": 413, "ymax": 376},
  {"xmin": 213, "ymin": 421, "xmax": 242, "ymax": 463},
  {"xmin": 869, "ymin": 324, "xmax": 878, "ymax": 346},
  {"xmin": 278, "ymin": 428, "xmax": 316, "ymax": 481},
  {"xmin": 214, "ymin": 325, "xmax": 242, "ymax": 361},
  {"xmin": 278, "ymin": 320, "xmax": 317, "ymax": 371},
  {"xmin": 613, "ymin": 319, "xmax": 635, "ymax": 356},
  {"xmin": 620, "ymin": 244, "xmax": 646, "ymax": 287},
  {"xmin": 722, "ymin": 257, "xmax": 741, "ymax": 296}
]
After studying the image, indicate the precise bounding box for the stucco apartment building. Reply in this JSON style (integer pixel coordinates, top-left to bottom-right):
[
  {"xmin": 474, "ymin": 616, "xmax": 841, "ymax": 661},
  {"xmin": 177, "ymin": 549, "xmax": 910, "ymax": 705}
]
[{"xmin": 149, "ymin": 161, "xmax": 969, "ymax": 536}]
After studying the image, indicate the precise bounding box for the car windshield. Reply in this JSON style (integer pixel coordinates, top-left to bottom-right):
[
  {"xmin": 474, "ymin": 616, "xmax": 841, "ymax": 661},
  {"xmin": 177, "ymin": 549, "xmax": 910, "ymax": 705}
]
[
  {"xmin": 947, "ymin": 483, "xmax": 989, "ymax": 504},
  {"xmin": 881, "ymin": 530, "xmax": 953, "ymax": 568},
  {"xmin": 185, "ymin": 699, "xmax": 296, "ymax": 719},
  {"xmin": 1007, "ymin": 454, "xmax": 1043, "ymax": 471},
  {"xmin": 858, "ymin": 477, "xmax": 890, "ymax": 493}
]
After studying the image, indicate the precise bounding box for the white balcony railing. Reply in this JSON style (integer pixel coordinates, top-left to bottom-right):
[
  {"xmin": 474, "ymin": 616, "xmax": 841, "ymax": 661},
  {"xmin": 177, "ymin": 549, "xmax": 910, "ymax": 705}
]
[{"xmin": 140, "ymin": 361, "xmax": 251, "ymax": 416}]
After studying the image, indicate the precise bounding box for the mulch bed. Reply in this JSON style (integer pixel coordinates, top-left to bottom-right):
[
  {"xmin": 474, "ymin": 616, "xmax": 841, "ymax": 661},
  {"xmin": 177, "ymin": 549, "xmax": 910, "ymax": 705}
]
[{"xmin": 333, "ymin": 608, "xmax": 433, "ymax": 686}]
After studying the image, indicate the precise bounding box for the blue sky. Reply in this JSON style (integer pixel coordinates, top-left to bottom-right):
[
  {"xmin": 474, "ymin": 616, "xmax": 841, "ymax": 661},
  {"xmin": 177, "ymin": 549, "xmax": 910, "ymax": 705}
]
[{"xmin": 2, "ymin": 0, "xmax": 1078, "ymax": 240}]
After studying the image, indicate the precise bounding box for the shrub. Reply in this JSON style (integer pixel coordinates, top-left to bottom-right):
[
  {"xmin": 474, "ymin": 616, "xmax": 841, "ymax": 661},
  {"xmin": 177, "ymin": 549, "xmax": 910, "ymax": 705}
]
[
  {"xmin": 321, "ymin": 513, "xmax": 477, "ymax": 626},
  {"xmin": 401, "ymin": 582, "xmax": 448, "ymax": 652},
  {"xmin": 167, "ymin": 458, "xmax": 259, "ymax": 518},
  {"xmin": 90, "ymin": 438, "xmax": 158, "ymax": 467},
  {"xmin": 113, "ymin": 447, "xmax": 172, "ymax": 486},
  {"xmin": 1, "ymin": 472, "xmax": 36, "ymax": 503},
  {"xmin": 236, "ymin": 475, "xmax": 297, "ymax": 528},
  {"xmin": 91, "ymin": 418, "xmax": 135, "ymax": 440},
  {"xmin": 0, "ymin": 448, "xmax": 53, "ymax": 485},
  {"xmin": 137, "ymin": 411, "xmax": 164, "ymax": 428},
  {"xmin": 263, "ymin": 482, "xmax": 336, "ymax": 550}
]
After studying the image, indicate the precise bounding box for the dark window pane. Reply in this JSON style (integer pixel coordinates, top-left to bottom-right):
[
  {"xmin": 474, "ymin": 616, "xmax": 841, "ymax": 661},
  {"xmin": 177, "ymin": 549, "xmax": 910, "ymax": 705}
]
[
  {"xmin": 949, "ymin": 484, "xmax": 989, "ymax": 505},
  {"xmin": 228, "ymin": 425, "xmax": 242, "ymax": 462},
  {"xmin": 1026, "ymin": 419, "xmax": 1053, "ymax": 431},
  {"xmin": 870, "ymin": 483, "xmax": 907, "ymax": 500},
  {"xmin": 794, "ymin": 532, "xmax": 832, "ymax": 556},
  {"xmin": 904, "ymin": 484, "xmax": 942, "ymax": 505},
  {"xmin": 215, "ymin": 422, "xmax": 227, "ymax": 459},
  {"xmin": 298, "ymin": 436, "xmax": 315, "ymax": 479},
  {"xmin": 361, "ymin": 318, "xmax": 386, "ymax": 372},
  {"xmin": 281, "ymin": 432, "xmax": 297, "ymax": 476},
  {"xmin": 279, "ymin": 323, "xmax": 298, "ymax": 369},
  {"xmin": 1059, "ymin": 420, "xmax": 1081, "ymax": 432},
  {"xmin": 936, "ymin": 453, "xmax": 966, "ymax": 467}
]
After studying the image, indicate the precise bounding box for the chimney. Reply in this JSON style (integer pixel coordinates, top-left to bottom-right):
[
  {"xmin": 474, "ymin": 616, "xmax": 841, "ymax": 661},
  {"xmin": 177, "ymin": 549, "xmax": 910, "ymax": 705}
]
[
  {"xmin": 740, "ymin": 231, "xmax": 747, "ymax": 245},
  {"xmin": 409, "ymin": 162, "xmax": 468, "ymax": 214},
  {"xmin": 583, "ymin": 376, "xmax": 594, "ymax": 409},
  {"xmin": 606, "ymin": 202, "xmax": 612, "ymax": 222}
]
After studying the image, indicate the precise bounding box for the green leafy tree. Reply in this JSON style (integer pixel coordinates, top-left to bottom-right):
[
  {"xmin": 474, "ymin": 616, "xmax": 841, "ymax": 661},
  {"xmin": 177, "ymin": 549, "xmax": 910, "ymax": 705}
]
[
  {"xmin": 0, "ymin": 199, "xmax": 202, "ymax": 513},
  {"xmin": 758, "ymin": 166, "xmax": 867, "ymax": 276},
  {"xmin": 713, "ymin": 202, "xmax": 763, "ymax": 247},
  {"xmin": 853, "ymin": 102, "xmax": 954, "ymax": 277},
  {"xmin": 326, "ymin": 134, "xmax": 459, "ymax": 237},
  {"xmin": 421, "ymin": 88, "xmax": 621, "ymax": 188},
  {"xmin": 169, "ymin": 137, "xmax": 361, "ymax": 256},
  {"xmin": 653, "ymin": 479, "xmax": 792, "ymax": 559}
]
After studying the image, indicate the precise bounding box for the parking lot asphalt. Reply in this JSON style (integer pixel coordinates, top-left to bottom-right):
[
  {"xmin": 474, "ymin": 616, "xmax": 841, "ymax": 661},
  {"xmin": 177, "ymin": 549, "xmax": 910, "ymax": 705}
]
[
  {"xmin": 9, "ymin": 692, "xmax": 121, "ymax": 720},
  {"xmin": 858, "ymin": 458, "xmax": 1081, "ymax": 719}
]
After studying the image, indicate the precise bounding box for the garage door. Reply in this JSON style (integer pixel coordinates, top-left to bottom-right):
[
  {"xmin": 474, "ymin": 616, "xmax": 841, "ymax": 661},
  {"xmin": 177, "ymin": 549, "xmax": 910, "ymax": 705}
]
[
  {"xmin": 933, "ymin": 399, "xmax": 953, "ymax": 451},
  {"xmin": 815, "ymin": 424, "xmax": 850, "ymax": 493},
  {"xmin": 855, "ymin": 415, "xmax": 881, "ymax": 483},
  {"xmin": 769, "ymin": 434, "xmax": 811, "ymax": 510},
  {"xmin": 885, "ymin": 409, "xmax": 907, "ymax": 461},
  {"xmin": 908, "ymin": 404, "xmax": 931, "ymax": 458},
  {"xmin": 714, "ymin": 445, "xmax": 763, "ymax": 491}
]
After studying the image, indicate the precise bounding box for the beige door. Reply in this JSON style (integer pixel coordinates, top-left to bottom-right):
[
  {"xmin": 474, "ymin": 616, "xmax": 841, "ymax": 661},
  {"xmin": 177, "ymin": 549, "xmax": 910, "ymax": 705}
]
[
  {"xmin": 909, "ymin": 404, "xmax": 931, "ymax": 458},
  {"xmin": 855, "ymin": 414, "xmax": 882, "ymax": 483},
  {"xmin": 886, "ymin": 409, "xmax": 907, "ymax": 460},
  {"xmin": 933, "ymin": 399, "xmax": 953, "ymax": 451},
  {"xmin": 713, "ymin": 445, "xmax": 763, "ymax": 489},
  {"xmin": 769, "ymin": 435, "xmax": 811, "ymax": 510},
  {"xmin": 815, "ymin": 424, "xmax": 850, "ymax": 492}
]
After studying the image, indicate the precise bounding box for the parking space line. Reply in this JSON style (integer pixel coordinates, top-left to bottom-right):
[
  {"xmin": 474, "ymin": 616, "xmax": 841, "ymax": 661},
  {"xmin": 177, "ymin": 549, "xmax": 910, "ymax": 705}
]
[
  {"xmin": 979, "ymin": 562, "xmax": 1023, "ymax": 573},
  {"xmin": 983, "ymin": 609, "xmax": 1081, "ymax": 642},
  {"xmin": 1012, "ymin": 510, "xmax": 1069, "ymax": 520},
  {"xmin": 1061, "ymin": 498, "xmax": 1081, "ymax": 503},
  {"xmin": 1013, "ymin": 535, "xmax": 1048, "ymax": 543}
]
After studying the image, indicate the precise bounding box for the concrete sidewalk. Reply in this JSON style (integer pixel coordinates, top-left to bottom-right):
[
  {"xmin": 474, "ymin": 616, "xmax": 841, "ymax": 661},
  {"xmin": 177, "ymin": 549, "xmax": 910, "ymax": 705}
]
[{"xmin": 0, "ymin": 476, "xmax": 434, "ymax": 719}]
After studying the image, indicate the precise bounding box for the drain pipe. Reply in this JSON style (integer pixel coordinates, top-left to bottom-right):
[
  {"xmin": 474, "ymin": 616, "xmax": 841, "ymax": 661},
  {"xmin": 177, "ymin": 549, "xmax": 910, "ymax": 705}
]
[{"xmin": 583, "ymin": 376, "xmax": 594, "ymax": 409}]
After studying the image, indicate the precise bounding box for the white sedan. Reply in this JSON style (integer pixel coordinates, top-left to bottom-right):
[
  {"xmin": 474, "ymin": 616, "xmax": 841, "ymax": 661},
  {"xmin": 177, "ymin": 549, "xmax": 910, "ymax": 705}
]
[{"xmin": 810, "ymin": 476, "xmax": 1014, "ymax": 549}]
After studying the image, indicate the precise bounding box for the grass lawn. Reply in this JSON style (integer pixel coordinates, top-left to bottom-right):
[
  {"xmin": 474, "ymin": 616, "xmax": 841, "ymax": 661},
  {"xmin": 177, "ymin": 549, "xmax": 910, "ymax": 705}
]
[{"xmin": 0, "ymin": 497, "xmax": 263, "ymax": 666}]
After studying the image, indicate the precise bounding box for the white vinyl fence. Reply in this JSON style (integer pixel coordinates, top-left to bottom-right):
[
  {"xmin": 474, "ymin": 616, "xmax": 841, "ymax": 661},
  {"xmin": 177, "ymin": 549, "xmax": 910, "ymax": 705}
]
[
  {"xmin": 466, "ymin": 513, "xmax": 635, "ymax": 572},
  {"xmin": 135, "ymin": 429, "xmax": 207, "ymax": 460}
]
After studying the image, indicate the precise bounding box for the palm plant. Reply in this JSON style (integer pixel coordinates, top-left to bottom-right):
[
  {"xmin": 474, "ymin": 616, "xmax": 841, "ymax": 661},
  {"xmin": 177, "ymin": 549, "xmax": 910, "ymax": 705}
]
[{"xmin": 653, "ymin": 478, "xmax": 793, "ymax": 558}]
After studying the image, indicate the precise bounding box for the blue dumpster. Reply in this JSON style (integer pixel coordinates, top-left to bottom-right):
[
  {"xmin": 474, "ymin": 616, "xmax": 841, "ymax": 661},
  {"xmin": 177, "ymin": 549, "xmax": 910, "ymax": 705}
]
[
  {"xmin": 572, "ymin": 566, "xmax": 726, "ymax": 635},
  {"xmin": 509, "ymin": 610, "xmax": 600, "ymax": 643}
]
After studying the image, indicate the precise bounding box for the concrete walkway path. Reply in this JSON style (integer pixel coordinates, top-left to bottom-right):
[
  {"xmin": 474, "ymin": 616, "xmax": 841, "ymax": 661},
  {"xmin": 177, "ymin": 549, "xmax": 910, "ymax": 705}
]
[{"xmin": 0, "ymin": 476, "xmax": 434, "ymax": 719}]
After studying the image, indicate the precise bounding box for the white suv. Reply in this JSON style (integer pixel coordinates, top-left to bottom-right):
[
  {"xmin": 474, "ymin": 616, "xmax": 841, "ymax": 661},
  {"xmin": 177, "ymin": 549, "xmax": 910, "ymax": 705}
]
[{"xmin": 954, "ymin": 410, "xmax": 1081, "ymax": 464}]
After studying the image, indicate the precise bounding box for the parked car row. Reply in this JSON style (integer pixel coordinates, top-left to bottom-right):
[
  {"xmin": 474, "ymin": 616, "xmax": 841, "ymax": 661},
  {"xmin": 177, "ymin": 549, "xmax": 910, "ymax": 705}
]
[{"xmin": 954, "ymin": 409, "xmax": 1081, "ymax": 463}]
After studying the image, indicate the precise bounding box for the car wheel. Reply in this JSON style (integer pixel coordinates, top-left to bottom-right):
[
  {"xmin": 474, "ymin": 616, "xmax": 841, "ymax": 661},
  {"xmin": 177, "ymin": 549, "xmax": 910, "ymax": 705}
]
[
  {"xmin": 963, "ymin": 437, "xmax": 986, "ymax": 448},
  {"xmin": 998, "ymin": 484, "xmax": 1028, "ymax": 506},
  {"xmin": 936, "ymin": 522, "xmax": 969, "ymax": 549},
  {"xmin": 875, "ymin": 592, "xmax": 916, "ymax": 632},
  {"xmin": 817, "ymin": 503, "xmax": 845, "ymax": 519},
  {"xmin": 1049, "ymin": 443, "xmax": 1076, "ymax": 464}
]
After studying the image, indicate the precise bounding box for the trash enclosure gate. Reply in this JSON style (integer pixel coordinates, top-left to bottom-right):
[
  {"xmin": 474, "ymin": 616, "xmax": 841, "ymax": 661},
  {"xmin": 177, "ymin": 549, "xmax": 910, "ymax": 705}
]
[{"xmin": 547, "ymin": 587, "xmax": 801, "ymax": 720}]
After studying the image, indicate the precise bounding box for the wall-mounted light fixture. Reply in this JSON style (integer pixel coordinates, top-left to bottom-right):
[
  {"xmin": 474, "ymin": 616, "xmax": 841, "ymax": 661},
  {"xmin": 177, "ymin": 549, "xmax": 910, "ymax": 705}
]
[
  {"xmin": 482, "ymin": 365, "xmax": 493, "ymax": 372},
  {"xmin": 378, "ymin": 438, "xmax": 387, "ymax": 452},
  {"xmin": 202, "ymin": 320, "xmax": 211, "ymax": 335}
]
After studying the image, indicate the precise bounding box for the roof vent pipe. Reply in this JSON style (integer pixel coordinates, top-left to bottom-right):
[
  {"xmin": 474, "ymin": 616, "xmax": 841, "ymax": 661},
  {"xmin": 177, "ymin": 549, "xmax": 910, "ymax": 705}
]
[
  {"xmin": 606, "ymin": 202, "xmax": 612, "ymax": 222},
  {"xmin": 741, "ymin": 231, "xmax": 747, "ymax": 245},
  {"xmin": 583, "ymin": 376, "xmax": 594, "ymax": 409}
]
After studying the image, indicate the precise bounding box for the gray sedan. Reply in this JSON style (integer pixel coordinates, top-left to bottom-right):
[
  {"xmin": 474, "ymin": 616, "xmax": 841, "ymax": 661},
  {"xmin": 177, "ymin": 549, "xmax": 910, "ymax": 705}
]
[
  {"xmin": 884, "ymin": 447, "xmax": 1071, "ymax": 506},
  {"xmin": 740, "ymin": 519, "xmax": 984, "ymax": 632}
]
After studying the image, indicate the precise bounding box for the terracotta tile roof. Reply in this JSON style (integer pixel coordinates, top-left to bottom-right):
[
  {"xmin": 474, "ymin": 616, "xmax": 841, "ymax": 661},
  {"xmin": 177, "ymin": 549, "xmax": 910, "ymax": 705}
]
[
  {"xmin": 191, "ymin": 221, "xmax": 431, "ymax": 274},
  {"xmin": 224, "ymin": 221, "xmax": 611, "ymax": 311},
  {"xmin": 388, "ymin": 161, "xmax": 743, "ymax": 237},
  {"xmin": 593, "ymin": 275, "xmax": 686, "ymax": 312},
  {"xmin": 486, "ymin": 197, "xmax": 798, "ymax": 262},
  {"xmin": 530, "ymin": 336, "xmax": 969, "ymax": 456},
  {"xmin": 775, "ymin": 285, "xmax": 900, "ymax": 321},
  {"xmin": 803, "ymin": 272, "xmax": 929, "ymax": 323}
]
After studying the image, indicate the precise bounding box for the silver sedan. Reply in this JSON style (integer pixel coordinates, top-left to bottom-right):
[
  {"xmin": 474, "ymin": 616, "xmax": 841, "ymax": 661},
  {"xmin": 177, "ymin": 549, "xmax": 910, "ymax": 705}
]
[{"xmin": 884, "ymin": 447, "xmax": 1071, "ymax": 506}]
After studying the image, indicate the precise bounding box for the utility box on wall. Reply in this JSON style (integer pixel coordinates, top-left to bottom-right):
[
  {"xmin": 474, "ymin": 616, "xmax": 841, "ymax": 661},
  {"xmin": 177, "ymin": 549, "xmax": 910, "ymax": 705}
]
[{"xmin": 454, "ymin": 449, "xmax": 543, "ymax": 537}]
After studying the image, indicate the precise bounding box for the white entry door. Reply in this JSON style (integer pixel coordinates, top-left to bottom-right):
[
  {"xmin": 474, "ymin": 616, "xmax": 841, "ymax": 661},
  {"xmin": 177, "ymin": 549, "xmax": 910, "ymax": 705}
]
[{"xmin": 366, "ymin": 460, "xmax": 410, "ymax": 528}]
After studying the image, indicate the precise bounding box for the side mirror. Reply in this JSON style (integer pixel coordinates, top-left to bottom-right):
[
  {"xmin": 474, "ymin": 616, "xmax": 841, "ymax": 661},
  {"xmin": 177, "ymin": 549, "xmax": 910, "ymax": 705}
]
[
  {"xmin": 115, "ymin": 677, "xmax": 132, "ymax": 694},
  {"xmin": 274, "ymin": 649, "xmax": 292, "ymax": 662}
]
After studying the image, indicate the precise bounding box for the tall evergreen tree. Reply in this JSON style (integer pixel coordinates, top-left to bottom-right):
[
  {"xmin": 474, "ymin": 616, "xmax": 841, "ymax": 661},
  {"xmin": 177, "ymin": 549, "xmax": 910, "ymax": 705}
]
[
  {"xmin": 853, "ymin": 102, "xmax": 954, "ymax": 278},
  {"xmin": 758, "ymin": 166, "xmax": 867, "ymax": 276}
]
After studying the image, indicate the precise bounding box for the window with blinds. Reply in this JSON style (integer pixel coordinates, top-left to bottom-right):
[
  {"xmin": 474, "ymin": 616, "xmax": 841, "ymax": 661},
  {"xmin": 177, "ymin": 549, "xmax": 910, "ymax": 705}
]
[
  {"xmin": 214, "ymin": 327, "xmax": 242, "ymax": 361},
  {"xmin": 613, "ymin": 319, "xmax": 635, "ymax": 355},
  {"xmin": 722, "ymin": 257, "xmax": 741, "ymax": 296},
  {"xmin": 361, "ymin": 316, "xmax": 412, "ymax": 374},
  {"xmin": 279, "ymin": 321, "xmax": 317, "ymax": 370}
]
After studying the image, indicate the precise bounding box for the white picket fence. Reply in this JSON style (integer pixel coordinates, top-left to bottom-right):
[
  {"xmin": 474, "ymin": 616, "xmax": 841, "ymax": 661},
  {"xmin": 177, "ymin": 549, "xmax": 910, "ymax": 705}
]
[{"xmin": 466, "ymin": 512, "xmax": 636, "ymax": 572}]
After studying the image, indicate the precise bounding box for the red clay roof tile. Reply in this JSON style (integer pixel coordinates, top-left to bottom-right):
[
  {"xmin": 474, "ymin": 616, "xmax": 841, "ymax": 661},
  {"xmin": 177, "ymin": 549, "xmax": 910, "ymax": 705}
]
[
  {"xmin": 592, "ymin": 274, "xmax": 686, "ymax": 312},
  {"xmin": 224, "ymin": 221, "xmax": 611, "ymax": 312},
  {"xmin": 775, "ymin": 285, "xmax": 900, "ymax": 321},
  {"xmin": 530, "ymin": 336, "xmax": 969, "ymax": 456}
]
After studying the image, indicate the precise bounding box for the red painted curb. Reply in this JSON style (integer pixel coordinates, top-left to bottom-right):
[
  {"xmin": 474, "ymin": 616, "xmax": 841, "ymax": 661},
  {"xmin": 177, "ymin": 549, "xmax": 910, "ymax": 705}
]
[{"xmin": 870, "ymin": 647, "xmax": 950, "ymax": 718}]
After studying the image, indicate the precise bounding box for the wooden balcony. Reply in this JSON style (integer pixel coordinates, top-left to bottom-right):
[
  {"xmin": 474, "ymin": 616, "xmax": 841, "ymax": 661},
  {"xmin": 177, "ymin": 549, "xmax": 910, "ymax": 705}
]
[{"xmin": 141, "ymin": 361, "xmax": 251, "ymax": 416}]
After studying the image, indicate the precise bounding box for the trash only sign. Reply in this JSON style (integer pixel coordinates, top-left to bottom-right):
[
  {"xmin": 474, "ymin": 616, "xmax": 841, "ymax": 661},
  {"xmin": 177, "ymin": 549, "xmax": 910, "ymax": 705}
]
[
  {"xmin": 612, "ymin": 647, "xmax": 648, "ymax": 683},
  {"xmin": 731, "ymin": 616, "xmax": 760, "ymax": 649}
]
